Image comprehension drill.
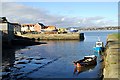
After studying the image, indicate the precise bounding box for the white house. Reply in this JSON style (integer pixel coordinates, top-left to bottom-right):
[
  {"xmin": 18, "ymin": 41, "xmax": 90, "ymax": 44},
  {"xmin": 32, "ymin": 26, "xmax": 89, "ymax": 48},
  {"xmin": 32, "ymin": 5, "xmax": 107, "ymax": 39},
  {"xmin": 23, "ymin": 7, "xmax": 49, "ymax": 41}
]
[
  {"xmin": 21, "ymin": 24, "xmax": 35, "ymax": 32},
  {"xmin": 29, "ymin": 26, "xmax": 35, "ymax": 31},
  {"xmin": 21, "ymin": 26, "xmax": 28, "ymax": 32}
]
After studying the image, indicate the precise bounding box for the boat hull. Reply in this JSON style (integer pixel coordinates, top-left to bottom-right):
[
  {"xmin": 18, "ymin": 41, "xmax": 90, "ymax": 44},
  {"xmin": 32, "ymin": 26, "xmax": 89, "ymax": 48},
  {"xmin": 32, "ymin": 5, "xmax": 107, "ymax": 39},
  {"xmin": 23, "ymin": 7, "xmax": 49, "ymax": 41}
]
[
  {"xmin": 73, "ymin": 55, "xmax": 97, "ymax": 67},
  {"xmin": 93, "ymin": 47, "xmax": 104, "ymax": 53}
]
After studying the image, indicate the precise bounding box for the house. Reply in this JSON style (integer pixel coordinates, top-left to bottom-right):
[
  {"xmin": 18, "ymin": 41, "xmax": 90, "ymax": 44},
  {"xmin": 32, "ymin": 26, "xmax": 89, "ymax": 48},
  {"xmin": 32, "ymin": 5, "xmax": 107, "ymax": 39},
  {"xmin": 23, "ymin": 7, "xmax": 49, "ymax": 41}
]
[
  {"xmin": 21, "ymin": 23, "xmax": 46, "ymax": 33},
  {"xmin": 21, "ymin": 23, "xmax": 57, "ymax": 34},
  {"xmin": 44, "ymin": 26, "xmax": 57, "ymax": 31},
  {"xmin": 21, "ymin": 24, "xmax": 35, "ymax": 33},
  {"xmin": 0, "ymin": 17, "xmax": 14, "ymax": 42},
  {"xmin": 58, "ymin": 28, "xmax": 67, "ymax": 33},
  {"xmin": 34, "ymin": 23, "xmax": 45, "ymax": 32}
]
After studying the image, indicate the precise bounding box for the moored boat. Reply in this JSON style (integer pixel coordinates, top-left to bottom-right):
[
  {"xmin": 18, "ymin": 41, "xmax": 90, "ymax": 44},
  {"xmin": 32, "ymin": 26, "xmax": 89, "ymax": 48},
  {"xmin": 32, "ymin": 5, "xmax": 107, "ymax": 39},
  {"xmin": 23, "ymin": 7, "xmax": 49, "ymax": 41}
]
[
  {"xmin": 93, "ymin": 37, "xmax": 104, "ymax": 53},
  {"xmin": 73, "ymin": 65, "xmax": 96, "ymax": 75},
  {"xmin": 73, "ymin": 55, "xmax": 97, "ymax": 67}
]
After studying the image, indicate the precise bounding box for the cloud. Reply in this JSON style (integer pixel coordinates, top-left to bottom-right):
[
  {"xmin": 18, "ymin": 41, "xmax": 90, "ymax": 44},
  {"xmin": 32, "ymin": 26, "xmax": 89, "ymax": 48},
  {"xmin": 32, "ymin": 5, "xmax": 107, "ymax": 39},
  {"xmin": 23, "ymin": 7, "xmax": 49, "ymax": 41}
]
[
  {"xmin": 2, "ymin": 2, "xmax": 117, "ymax": 28},
  {"xmin": 61, "ymin": 18, "xmax": 65, "ymax": 21}
]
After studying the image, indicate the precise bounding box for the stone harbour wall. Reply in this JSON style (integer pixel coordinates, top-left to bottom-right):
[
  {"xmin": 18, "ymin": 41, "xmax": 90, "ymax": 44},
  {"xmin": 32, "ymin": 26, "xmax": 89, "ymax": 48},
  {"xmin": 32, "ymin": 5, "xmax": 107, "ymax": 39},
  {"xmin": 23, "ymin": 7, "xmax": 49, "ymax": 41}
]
[
  {"xmin": 20, "ymin": 33, "xmax": 84, "ymax": 40},
  {"xmin": 103, "ymin": 34, "xmax": 120, "ymax": 79}
]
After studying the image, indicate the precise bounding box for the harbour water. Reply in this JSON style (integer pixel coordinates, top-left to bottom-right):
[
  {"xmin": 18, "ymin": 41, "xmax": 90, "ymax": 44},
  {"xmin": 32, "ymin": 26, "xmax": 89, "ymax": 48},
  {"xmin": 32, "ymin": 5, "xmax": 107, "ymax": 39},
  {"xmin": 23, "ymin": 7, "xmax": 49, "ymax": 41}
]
[{"xmin": 1, "ymin": 30, "xmax": 118, "ymax": 79}]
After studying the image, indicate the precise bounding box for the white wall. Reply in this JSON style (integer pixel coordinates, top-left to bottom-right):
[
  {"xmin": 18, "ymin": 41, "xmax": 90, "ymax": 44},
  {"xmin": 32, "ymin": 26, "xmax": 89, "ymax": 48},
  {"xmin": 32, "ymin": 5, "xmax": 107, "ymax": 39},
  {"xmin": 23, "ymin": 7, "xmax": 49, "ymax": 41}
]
[
  {"xmin": 0, "ymin": 23, "xmax": 8, "ymax": 31},
  {"xmin": 0, "ymin": 23, "xmax": 14, "ymax": 41},
  {"xmin": 21, "ymin": 26, "xmax": 29, "ymax": 31},
  {"xmin": 29, "ymin": 26, "xmax": 35, "ymax": 31}
]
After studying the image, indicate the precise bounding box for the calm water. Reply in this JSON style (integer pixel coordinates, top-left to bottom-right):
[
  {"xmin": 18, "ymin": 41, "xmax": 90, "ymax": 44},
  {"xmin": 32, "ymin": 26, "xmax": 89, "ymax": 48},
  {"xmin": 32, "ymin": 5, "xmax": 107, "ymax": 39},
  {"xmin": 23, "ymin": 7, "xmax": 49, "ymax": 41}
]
[{"xmin": 2, "ymin": 30, "xmax": 118, "ymax": 79}]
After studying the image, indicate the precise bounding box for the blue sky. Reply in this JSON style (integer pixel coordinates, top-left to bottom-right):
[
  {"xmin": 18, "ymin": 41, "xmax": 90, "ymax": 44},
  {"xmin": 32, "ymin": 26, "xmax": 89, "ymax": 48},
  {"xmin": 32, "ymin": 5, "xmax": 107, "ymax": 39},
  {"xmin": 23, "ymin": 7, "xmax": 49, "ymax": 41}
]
[
  {"xmin": 20, "ymin": 2, "xmax": 117, "ymax": 20},
  {"xmin": 2, "ymin": 2, "xmax": 118, "ymax": 27}
]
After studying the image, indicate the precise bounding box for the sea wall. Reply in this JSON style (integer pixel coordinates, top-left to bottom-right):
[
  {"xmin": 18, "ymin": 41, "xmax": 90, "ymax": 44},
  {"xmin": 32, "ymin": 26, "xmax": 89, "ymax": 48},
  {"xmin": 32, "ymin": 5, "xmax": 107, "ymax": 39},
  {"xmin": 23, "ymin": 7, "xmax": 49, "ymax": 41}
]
[
  {"xmin": 103, "ymin": 34, "xmax": 120, "ymax": 79},
  {"xmin": 20, "ymin": 33, "xmax": 84, "ymax": 40}
]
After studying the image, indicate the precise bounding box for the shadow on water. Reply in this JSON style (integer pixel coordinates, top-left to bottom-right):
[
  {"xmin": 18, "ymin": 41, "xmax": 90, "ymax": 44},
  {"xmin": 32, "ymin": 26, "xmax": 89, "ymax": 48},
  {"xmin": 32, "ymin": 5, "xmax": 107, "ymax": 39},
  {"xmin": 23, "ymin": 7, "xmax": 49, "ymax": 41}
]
[
  {"xmin": 1, "ymin": 43, "xmax": 27, "ymax": 79},
  {"xmin": 1, "ymin": 43, "xmax": 62, "ymax": 80},
  {"xmin": 2, "ymin": 45, "xmax": 15, "ymax": 79}
]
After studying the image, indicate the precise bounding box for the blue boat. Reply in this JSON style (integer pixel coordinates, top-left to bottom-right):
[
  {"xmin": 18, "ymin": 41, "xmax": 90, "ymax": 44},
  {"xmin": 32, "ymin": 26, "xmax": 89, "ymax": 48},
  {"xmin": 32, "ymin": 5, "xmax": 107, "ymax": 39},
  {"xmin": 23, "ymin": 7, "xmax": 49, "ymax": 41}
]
[{"xmin": 93, "ymin": 38, "xmax": 104, "ymax": 53}]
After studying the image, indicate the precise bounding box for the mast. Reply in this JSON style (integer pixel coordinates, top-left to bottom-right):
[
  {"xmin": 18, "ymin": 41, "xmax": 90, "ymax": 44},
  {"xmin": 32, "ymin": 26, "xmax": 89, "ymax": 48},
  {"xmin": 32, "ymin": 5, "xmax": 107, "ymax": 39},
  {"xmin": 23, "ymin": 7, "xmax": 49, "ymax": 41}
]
[{"xmin": 98, "ymin": 37, "xmax": 100, "ymax": 42}]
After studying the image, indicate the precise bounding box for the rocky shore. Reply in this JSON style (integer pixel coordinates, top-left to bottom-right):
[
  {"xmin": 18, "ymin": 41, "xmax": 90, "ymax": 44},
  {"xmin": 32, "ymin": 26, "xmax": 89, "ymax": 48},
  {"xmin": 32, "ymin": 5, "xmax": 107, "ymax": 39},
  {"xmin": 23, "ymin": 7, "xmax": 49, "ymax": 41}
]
[
  {"xmin": 103, "ymin": 33, "xmax": 120, "ymax": 79},
  {"xmin": 2, "ymin": 35, "xmax": 47, "ymax": 48}
]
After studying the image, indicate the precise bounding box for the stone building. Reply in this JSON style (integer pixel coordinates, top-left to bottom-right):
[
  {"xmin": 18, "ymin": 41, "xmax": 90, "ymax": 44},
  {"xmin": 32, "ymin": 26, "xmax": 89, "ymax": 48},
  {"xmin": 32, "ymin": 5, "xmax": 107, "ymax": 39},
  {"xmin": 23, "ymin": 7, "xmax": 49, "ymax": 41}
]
[
  {"xmin": 12, "ymin": 23, "xmax": 21, "ymax": 34},
  {"xmin": 0, "ymin": 17, "xmax": 14, "ymax": 42}
]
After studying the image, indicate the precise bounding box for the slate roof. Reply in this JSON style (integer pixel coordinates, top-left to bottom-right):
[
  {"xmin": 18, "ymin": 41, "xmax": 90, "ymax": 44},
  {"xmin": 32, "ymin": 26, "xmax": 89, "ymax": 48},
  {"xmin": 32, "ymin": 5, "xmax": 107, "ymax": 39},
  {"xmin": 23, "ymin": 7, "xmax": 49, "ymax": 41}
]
[{"xmin": 0, "ymin": 17, "xmax": 8, "ymax": 23}]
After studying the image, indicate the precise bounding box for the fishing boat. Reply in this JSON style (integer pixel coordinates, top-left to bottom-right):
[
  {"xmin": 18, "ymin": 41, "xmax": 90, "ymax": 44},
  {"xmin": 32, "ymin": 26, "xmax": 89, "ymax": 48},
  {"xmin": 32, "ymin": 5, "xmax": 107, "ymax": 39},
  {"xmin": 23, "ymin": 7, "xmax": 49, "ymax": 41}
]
[
  {"xmin": 73, "ymin": 55, "xmax": 97, "ymax": 67},
  {"xmin": 93, "ymin": 37, "xmax": 104, "ymax": 53}
]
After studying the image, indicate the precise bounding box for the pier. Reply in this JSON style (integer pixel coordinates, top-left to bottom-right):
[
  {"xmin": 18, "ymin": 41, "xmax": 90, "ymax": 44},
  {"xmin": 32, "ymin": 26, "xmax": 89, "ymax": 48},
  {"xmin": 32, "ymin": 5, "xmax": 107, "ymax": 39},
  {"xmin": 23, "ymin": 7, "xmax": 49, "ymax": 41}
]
[
  {"xmin": 103, "ymin": 33, "xmax": 120, "ymax": 79},
  {"xmin": 20, "ymin": 33, "xmax": 84, "ymax": 40}
]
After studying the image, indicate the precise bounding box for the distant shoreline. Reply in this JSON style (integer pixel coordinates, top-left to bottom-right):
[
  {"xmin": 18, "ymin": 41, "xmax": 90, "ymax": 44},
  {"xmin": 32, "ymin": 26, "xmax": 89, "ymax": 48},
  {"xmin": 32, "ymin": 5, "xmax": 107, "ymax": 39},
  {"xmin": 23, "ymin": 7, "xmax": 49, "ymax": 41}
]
[{"xmin": 80, "ymin": 29, "xmax": 118, "ymax": 32}]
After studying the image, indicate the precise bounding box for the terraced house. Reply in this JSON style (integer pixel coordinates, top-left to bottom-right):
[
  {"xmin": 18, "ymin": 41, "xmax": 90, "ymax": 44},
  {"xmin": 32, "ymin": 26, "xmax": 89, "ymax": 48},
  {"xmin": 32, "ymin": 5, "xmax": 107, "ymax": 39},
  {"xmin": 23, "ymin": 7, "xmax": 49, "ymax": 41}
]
[
  {"xmin": 21, "ymin": 23, "xmax": 46, "ymax": 33},
  {"xmin": 21, "ymin": 24, "xmax": 35, "ymax": 33}
]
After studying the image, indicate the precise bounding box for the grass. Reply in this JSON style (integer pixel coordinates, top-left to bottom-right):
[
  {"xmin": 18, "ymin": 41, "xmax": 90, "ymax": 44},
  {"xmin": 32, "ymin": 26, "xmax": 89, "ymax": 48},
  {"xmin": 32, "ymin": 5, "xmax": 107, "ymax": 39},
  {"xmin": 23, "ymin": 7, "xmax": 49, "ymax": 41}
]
[
  {"xmin": 110, "ymin": 62, "xmax": 117, "ymax": 64},
  {"xmin": 110, "ymin": 33, "xmax": 120, "ymax": 40}
]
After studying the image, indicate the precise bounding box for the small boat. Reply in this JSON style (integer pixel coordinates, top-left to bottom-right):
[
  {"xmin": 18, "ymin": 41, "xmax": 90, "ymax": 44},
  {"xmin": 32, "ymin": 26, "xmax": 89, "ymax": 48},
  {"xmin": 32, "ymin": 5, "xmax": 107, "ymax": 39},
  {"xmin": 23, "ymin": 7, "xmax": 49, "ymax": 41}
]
[
  {"xmin": 93, "ymin": 37, "xmax": 104, "ymax": 53},
  {"xmin": 73, "ymin": 55, "xmax": 97, "ymax": 67},
  {"xmin": 73, "ymin": 65, "xmax": 96, "ymax": 75}
]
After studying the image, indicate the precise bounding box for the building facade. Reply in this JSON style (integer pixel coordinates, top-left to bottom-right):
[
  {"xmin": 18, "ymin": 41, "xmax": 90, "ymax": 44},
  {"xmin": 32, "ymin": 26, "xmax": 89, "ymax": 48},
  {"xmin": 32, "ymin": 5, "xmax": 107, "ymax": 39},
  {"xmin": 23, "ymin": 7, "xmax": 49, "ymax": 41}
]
[
  {"xmin": 12, "ymin": 23, "xmax": 21, "ymax": 34},
  {"xmin": 34, "ymin": 23, "xmax": 45, "ymax": 32},
  {"xmin": 0, "ymin": 17, "xmax": 14, "ymax": 42},
  {"xmin": 21, "ymin": 24, "xmax": 35, "ymax": 32},
  {"xmin": 44, "ymin": 26, "xmax": 57, "ymax": 31}
]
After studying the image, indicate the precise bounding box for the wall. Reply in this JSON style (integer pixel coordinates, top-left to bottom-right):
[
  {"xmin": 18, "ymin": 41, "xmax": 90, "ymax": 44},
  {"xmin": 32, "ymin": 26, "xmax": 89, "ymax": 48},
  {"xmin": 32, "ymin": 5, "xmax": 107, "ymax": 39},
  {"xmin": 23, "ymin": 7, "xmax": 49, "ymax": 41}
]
[
  {"xmin": 0, "ymin": 23, "xmax": 8, "ymax": 32},
  {"xmin": 0, "ymin": 23, "xmax": 14, "ymax": 42},
  {"xmin": 14, "ymin": 24, "xmax": 21, "ymax": 33},
  {"xmin": 22, "ymin": 33, "xmax": 84, "ymax": 40},
  {"xmin": 0, "ymin": 23, "xmax": 8, "ymax": 41},
  {"xmin": 8, "ymin": 23, "xmax": 14, "ymax": 41},
  {"xmin": 21, "ymin": 26, "xmax": 29, "ymax": 32},
  {"xmin": 34, "ymin": 23, "xmax": 41, "ymax": 32},
  {"xmin": 103, "ymin": 34, "xmax": 119, "ymax": 79}
]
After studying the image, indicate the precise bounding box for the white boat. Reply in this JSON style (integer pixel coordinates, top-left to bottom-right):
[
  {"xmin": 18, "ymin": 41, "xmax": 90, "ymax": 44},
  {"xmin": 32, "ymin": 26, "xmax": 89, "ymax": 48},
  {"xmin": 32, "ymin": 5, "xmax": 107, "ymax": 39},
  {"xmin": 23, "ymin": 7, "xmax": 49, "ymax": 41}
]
[{"xmin": 93, "ymin": 37, "xmax": 104, "ymax": 53}]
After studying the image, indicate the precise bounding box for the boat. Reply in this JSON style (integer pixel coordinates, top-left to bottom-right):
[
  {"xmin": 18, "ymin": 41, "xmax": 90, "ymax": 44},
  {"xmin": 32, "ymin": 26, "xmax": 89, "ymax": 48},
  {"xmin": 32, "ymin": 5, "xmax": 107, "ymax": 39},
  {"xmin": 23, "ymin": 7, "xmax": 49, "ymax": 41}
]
[
  {"xmin": 73, "ymin": 65, "xmax": 96, "ymax": 75},
  {"xmin": 73, "ymin": 55, "xmax": 97, "ymax": 67},
  {"xmin": 93, "ymin": 37, "xmax": 104, "ymax": 53}
]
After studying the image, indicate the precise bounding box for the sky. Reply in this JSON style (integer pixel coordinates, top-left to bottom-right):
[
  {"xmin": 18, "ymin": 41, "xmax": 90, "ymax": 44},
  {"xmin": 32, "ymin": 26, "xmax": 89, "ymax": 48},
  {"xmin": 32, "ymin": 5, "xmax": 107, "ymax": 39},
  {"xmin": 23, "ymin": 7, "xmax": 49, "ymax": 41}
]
[{"xmin": 1, "ymin": 2, "xmax": 118, "ymax": 28}]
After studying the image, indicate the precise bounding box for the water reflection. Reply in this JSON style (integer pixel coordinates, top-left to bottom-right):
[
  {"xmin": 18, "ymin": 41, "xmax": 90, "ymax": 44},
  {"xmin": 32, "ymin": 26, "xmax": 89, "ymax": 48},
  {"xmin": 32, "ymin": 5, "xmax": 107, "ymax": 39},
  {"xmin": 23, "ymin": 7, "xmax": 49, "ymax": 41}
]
[
  {"xmin": 2, "ymin": 46, "xmax": 15, "ymax": 79},
  {"xmin": 1, "ymin": 45, "xmax": 62, "ymax": 80},
  {"xmin": 1, "ymin": 45, "xmax": 28, "ymax": 79},
  {"xmin": 73, "ymin": 65, "xmax": 96, "ymax": 75}
]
